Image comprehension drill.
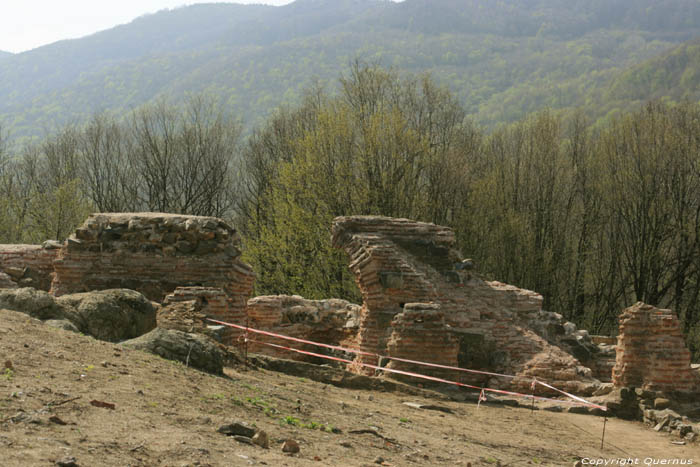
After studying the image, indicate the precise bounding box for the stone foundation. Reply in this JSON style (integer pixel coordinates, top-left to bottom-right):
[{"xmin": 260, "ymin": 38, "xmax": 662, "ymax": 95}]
[
  {"xmin": 0, "ymin": 244, "xmax": 60, "ymax": 291},
  {"xmin": 332, "ymin": 216, "xmax": 598, "ymax": 395},
  {"xmin": 612, "ymin": 302, "xmax": 698, "ymax": 394},
  {"xmin": 246, "ymin": 295, "xmax": 361, "ymax": 362},
  {"xmin": 50, "ymin": 213, "xmax": 255, "ymax": 304}
]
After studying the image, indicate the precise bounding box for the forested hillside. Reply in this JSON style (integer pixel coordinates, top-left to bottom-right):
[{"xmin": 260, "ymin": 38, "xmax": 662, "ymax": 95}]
[{"xmin": 1, "ymin": 0, "xmax": 700, "ymax": 142}]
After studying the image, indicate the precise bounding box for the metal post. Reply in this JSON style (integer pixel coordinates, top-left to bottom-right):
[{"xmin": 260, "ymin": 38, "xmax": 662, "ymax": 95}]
[
  {"xmin": 244, "ymin": 313, "xmax": 249, "ymax": 371},
  {"xmin": 601, "ymin": 416, "xmax": 607, "ymax": 450}
]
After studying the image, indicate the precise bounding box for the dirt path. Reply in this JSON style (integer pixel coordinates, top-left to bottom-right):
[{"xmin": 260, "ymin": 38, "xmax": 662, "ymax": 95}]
[{"xmin": 1, "ymin": 309, "xmax": 698, "ymax": 466}]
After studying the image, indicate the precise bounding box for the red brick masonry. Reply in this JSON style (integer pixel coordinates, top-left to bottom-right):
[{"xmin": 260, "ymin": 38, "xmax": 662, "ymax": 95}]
[{"xmin": 612, "ymin": 302, "xmax": 698, "ymax": 394}]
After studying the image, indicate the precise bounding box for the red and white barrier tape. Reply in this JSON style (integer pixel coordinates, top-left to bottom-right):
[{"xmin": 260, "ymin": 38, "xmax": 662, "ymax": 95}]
[
  {"xmin": 249, "ymin": 339, "xmax": 607, "ymax": 410},
  {"xmin": 209, "ymin": 318, "xmax": 515, "ymax": 379},
  {"xmin": 209, "ymin": 318, "xmax": 607, "ymax": 411}
]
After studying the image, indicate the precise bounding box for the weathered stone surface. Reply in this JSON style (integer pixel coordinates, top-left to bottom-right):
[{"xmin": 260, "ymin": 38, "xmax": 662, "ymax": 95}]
[
  {"xmin": 598, "ymin": 387, "xmax": 641, "ymax": 420},
  {"xmin": 121, "ymin": 327, "xmax": 224, "ymax": 375},
  {"xmin": 0, "ymin": 271, "xmax": 17, "ymax": 289},
  {"xmin": 50, "ymin": 214, "xmax": 255, "ymax": 317},
  {"xmin": 160, "ymin": 286, "xmax": 247, "ymax": 345},
  {"xmin": 246, "ymin": 295, "xmax": 361, "ymax": 362},
  {"xmin": 252, "ymin": 430, "xmax": 270, "ymax": 448},
  {"xmin": 0, "ymin": 288, "xmax": 68, "ymax": 321},
  {"xmin": 56, "ymin": 289, "xmax": 156, "ymax": 342},
  {"xmin": 654, "ymin": 398, "xmax": 671, "ymax": 410},
  {"xmin": 0, "ymin": 244, "xmax": 59, "ymax": 291},
  {"xmin": 282, "ymin": 439, "xmax": 300, "ymax": 453},
  {"xmin": 612, "ymin": 302, "xmax": 698, "ymax": 394},
  {"xmin": 45, "ymin": 319, "xmax": 80, "ymax": 333},
  {"xmin": 217, "ymin": 421, "xmax": 256, "ymax": 438},
  {"xmin": 331, "ymin": 216, "xmax": 598, "ymax": 395},
  {"xmin": 385, "ymin": 303, "xmax": 459, "ymax": 382}
]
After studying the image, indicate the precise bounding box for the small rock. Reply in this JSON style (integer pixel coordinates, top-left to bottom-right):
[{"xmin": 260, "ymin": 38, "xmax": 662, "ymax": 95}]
[
  {"xmin": 684, "ymin": 432, "xmax": 697, "ymax": 442},
  {"xmin": 635, "ymin": 388, "xmax": 655, "ymax": 399},
  {"xmin": 593, "ymin": 384, "xmax": 613, "ymax": 397},
  {"xmin": 253, "ymin": 430, "xmax": 270, "ymax": 449},
  {"xmin": 217, "ymin": 421, "xmax": 256, "ymax": 438},
  {"xmin": 48, "ymin": 416, "xmax": 67, "ymax": 425},
  {"xmin": 654, "ymin": 398, "xmax": 671, "ymax": 410},
  {"xmin": 340, "ymin": 441, "xmax": 352, "ymax": 448},
  {"xmin": 678, "ymin": 425, "xmax": 693, "ymax": 437},
  {"xmin": 654, "ymin": 415, "xmax": 671, "ymax": 432},
  {"xmin": 543, "ymin": 406, "xmax": 563, "ymax": 413},
  {"xmin": 56, "ymin": 457, "xmax": 78, "ymax": 467},
  {"xmin": 574, "ymin": 461, "xmax": 583, "ymax": 467},
  {"xmin": 234, "ymin": 435, "xmax": 253, "ymax": 445},
  {"xmin": 375, "ymin": 457, "xmax": 385, "ymax": 464},
  {"xmin": 282, "ymin": 439, "xmax": 300, "ymax": 453},
  {"xmin": 4, "ymin": 360, "xmax": 13, "ymax": 370}
]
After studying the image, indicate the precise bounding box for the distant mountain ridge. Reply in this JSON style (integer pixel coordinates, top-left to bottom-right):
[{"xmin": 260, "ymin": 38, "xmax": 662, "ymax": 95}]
[{"xmin": 1, "ymin": 0, "xmax": 700, "ymax": 142}]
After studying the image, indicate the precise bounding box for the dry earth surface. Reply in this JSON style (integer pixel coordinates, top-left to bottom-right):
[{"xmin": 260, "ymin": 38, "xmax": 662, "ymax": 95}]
[{"xmin": 1, "ymin": 309, "xmax": 698, "ymax": 466}]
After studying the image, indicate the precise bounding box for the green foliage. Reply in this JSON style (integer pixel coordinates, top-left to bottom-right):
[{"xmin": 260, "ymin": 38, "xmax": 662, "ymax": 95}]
[
  {"xmin": 239, "ymin": 66, "xmax": 700, "ymax": 359},
  {"xmin": 240, "ymin": 63, "xmax": 478, "ymax": 300}
]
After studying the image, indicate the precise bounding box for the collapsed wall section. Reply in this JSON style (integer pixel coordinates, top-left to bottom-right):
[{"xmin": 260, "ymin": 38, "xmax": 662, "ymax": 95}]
[
  {"xmin": 332, "ymin": 216, "xmax": 598, "ymax": 395},
  {"xmin": 612, "ymin": 302, "xmax": 698, "ymax": 394},
  {"xmin": 159, "ymin": 286, "xmax": 244, "ymax": 345},
  {"xmin": 246, "ymin": 295, "xmax": 361, "ymax": 362},
  {"xmin": 0, "ymin": 243, "xmax": 61, "ymax": 291},
  {"xmin": 50, "ymin": 213, "xmax": 255, "ymax": 306}
]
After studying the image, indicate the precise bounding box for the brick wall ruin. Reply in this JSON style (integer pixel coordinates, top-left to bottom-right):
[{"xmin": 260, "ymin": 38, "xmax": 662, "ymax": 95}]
[
  {"xmin": 158, "ymin": 286, "xmax": 245, "ymax": 345},
  {"xmin": 246, "ymin": 295, "xmax": 361, "ymax": 362},
  {"xmin": 50, "ymin": 213, "xmax": 255, "ymax": 304},
  {"xmin": 332, "ymin": 216, "xmax": 599, "ymax": 395},
  {"xmin": 4, "ymin": 211, "xmax": 698, "ymax": 398},
  {"xmin": 0, "ymin": 243, "xmax": 61, "ymax": 291},
  {"xmin": 385, "ymin": 303, "xmax": 459, "ymax": 381},
  {"xmin": 612, "ymin": 302, "xmax": 698, "ymax": 394}
]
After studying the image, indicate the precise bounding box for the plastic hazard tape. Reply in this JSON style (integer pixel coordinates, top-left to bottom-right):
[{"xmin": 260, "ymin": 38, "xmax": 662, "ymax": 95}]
[{"xmin": 207, "ymin": 318, "xmax": 607, "ymax": 411}]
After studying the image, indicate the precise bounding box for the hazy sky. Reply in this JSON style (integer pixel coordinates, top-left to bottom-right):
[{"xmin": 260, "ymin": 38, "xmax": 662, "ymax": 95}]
[{"xmin": 0, "ymin": 1, "xmax": 296, "ymax": 53}]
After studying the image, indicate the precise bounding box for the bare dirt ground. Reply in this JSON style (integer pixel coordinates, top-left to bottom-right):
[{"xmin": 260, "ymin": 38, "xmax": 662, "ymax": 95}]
[{"xmin": 1, "ymin": 309, "xmax": 698, "ymax": 466}]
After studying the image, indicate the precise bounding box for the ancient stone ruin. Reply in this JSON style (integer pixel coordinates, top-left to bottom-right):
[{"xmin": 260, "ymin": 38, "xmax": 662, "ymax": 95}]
[
  {"xmin": 246, "ymin": 295, "xmax": 361, "ymax": 361},
  {"xmin": 158, "ymin": 286, "xmax": 243, "ymax": 344},
  {"xmin": 1, "ymin": 212, "xmax": 698, "ymax": 401},
  {"xmin": 331, "ymin": 216, "xmax": 604, "ymax": 394},
  {"xmin": 613, "ymin": 302, "xmax": 699, "ymax": 394},
  {"xmin": 50, "ymin": 213, "xmax": 254, "ymax": 304},
  {"xmin": 0, "ymin": 242, "xmax": 61, "ymax": 291}
]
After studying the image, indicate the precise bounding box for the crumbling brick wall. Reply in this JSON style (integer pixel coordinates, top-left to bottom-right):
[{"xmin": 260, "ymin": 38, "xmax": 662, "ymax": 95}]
[
  {"xmin": 332, "ymin": 216, "xmax": 597, "ymax": 395},
  {"xmin": 385, "ymin": 303, "xmax": 459, "ymax": 381},
  {"xmin": 612, "ymin": 302, "xmax": 698, "ymax": 394},
  {"xmin": 246, "ymin": 295, "xmax": 361, "ymax": 362},
  {"xmin": 160, "ymin": 286, "xmax": 243, "ymax": 345},
  {"xmin": 0, "ymin": 244, "xmax": 60, "ymax": 291},
  {"xmin": 50, "ymin": 213, "xmax": 255, "ymax": 308}
]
